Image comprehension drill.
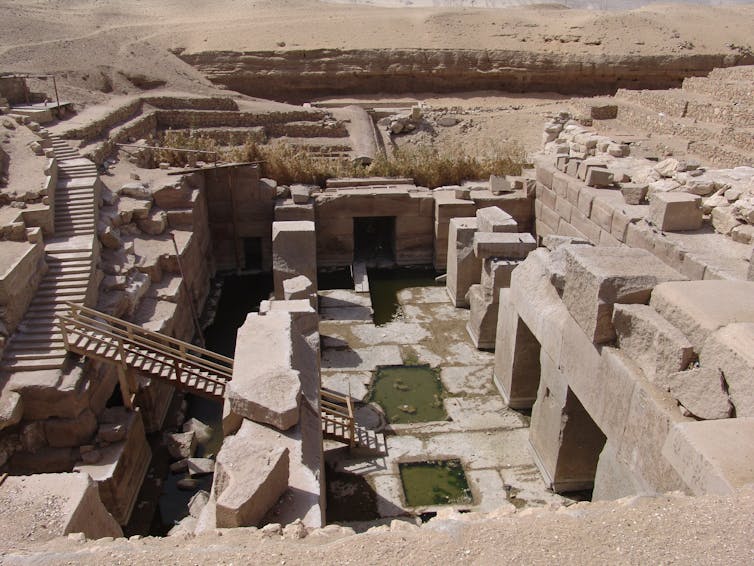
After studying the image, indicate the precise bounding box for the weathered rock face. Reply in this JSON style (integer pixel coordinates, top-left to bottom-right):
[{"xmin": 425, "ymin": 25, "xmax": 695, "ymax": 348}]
[{"xmin": 214, "ymin": 420, "xmax": 290, "ymax": 528}]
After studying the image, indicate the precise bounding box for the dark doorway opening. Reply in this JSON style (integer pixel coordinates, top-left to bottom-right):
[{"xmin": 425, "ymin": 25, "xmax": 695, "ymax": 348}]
[
  {"xmin": 243, "ymin": 237, "xmax": 263, "ymax": 271},
  {"xmin": 354, "ymin": 216, "xmax": 395, "ymax": 266}
]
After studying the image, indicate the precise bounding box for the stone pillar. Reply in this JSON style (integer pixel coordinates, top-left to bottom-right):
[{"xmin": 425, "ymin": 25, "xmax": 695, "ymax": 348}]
[
  {"xmin": 433, "ymin": 195, "xmax": 476, "ymax": 270},
  {"xmin": 467, "ymin": 230, "xmax": 536, "ymax": 349},
  {"xmin": 272, "ymin": 221, "xmax": 317, "ymax": 300},
  {"xmin": 446, "ymin": 217, "xmax": 480, "ymax": 307},
  {"xmin": 493, "ymin": 289, "xmax": 541, "ymax": 409},
  {"xmin": 530, "ymin": 354, "xmax": 606, "ymax": 493}
]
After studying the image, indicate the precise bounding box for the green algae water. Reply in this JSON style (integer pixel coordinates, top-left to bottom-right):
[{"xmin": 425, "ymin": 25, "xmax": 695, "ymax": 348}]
[
  {"xmin": 369, "ymin": 365, "xmax": 447, "ymax": 424},
  {"xmin": 399, "ymin": 460, "xmax": 473, "ymax": 507},
  {"xmin": 367, "ymin": 267, "xmax": 440, "ymax": 325}
]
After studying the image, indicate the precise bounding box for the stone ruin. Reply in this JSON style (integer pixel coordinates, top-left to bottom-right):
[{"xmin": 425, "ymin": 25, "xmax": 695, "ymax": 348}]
[{"xmin": 0, "ymin": 68, "xmax": 753, "ymax": 543}]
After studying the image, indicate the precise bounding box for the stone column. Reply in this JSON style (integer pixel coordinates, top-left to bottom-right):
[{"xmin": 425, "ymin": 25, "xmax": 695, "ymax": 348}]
[
  {"xmin": 493, "ymin": 289, "xmax": 541, "ymax": 409},
  {"xmin": 529, "ymin": 355, "xmax": 606, "ymax": 493},
  {"xmin": 467, "ymin": 230, "xmax": 536, "ymax": 349},
  {"xmin": 446, "ymin": 217, "xmax": 480, "ymax": 308},
  {"xmin": 272, "ymin": 221, "xmax": 317, "ymax": 300}
]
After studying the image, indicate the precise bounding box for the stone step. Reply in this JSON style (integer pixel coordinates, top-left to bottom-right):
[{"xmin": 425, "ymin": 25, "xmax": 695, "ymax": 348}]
[
  {"xmin": 0, "ymin": 357, "xmax": 67, "ymax": 372},
  {"xmin": 7, "ymin": 339, "xmax": 66, "ymax": 352},
  {"xmin": 39, "ymin": 280, "xmax": 88, "ymax": 291},
  {"xmin": 4, "ymin": 348, "xmax": 68, "ymax": 361},
  {"xmin": 55, "ymin": 230, "xmax": 95, "ymax": 237}
]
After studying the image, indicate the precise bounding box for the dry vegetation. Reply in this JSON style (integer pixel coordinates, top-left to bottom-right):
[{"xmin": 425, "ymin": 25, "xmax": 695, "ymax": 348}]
[{"xmin": 157, "ymin": 130, "xmax": 525, "ymax": 187}]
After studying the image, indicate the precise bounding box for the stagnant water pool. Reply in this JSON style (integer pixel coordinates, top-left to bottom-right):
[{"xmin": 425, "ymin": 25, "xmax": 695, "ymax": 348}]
[{"xmin": 369, "ymin": 365, "xmax": 447, "ymax": 424}]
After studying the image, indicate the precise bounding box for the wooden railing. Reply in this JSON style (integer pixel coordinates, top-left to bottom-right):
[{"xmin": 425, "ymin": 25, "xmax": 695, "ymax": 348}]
[
  {"xmin": 320, "ymin": 389, "xmax": 355, "ymax": 448},
  {"xmin": 58, "ymin": 302, "xmax": 233, "ymax": 401}
]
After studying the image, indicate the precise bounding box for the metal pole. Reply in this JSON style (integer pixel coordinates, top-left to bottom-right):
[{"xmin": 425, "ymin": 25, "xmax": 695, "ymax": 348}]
[{"xmin": 171, "ymin": 233, "xmax": 206, "ymax": 347}]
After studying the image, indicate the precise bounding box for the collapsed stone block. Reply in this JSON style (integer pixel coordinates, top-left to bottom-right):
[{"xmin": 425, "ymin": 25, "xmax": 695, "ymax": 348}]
[
  {"xmin": 476, "ymin": 206, "xmax": 517, "ymax": 233},
  {"xmin": 620, "ymin": 183, "xmax": 648, "ymax": 205},
  {"xmin": 473, "ymin": 232, "xmax": 536, "ymax": 260},
  {"xmin": 214, "ymin": 420, "xmax": 290, "ymax": 528},
  {"xmin": 667, "ymin": 367, "xmax": 732, "ymax": 420},
  {"xmin": 445, "ymin": 217, "xmax": 480, "ymax": 308},
  {"xmin": 585, "ymin": 167, "xmax": 614, "ymax": 188},
  {"xmin": 466, "ymin": 284, "xmax": 498, "ymax": 349},
  {"xmin": 562, "ymin": 247, "xmax": 685, "ymax": 344},
  {"xmin": 700, "ymin": 323, "xmax": 754, "ymax": 418},
  {"xmin": 227, "ymin": 312, "xmax": 302, "ymax": 431},
  {"xmin": 647, "ymin": 192, "xmax": 702, "ymax": 231},
  {"xmin": 662, "ymin": 418, "xmax": 754, "ymax": 495},
  {"xmin": 612, "ymin": 304, "xmax": 696, "ymax": 386}
]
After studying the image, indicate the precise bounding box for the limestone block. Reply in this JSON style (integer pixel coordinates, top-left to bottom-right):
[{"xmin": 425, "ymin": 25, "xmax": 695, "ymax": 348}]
[
  {"xmin": 228, "ymin": 312, "xmax": 303, "ymax": 431},
  {"xmin": 8, "ymin": 366, "xmax": 90, "ymax": 420},
  {"xmin": 476, "ymin": 206, "xmax": 517, "ymax": 233},
  {"xmin": 577, "ymin": 158, "xmax": 607, "ymax": 181},
  {"xmin": 620, "ymin": 183, "xmax": 648, "ymax": 205},
  {"xmin": 612, "ymin": 304, "xmax": 696, "ymax": 386},
  {"xmin": 44, "ymin": 409, "xmax": 98, "ymax": 448},
  {"xmin": 493, "ymin": 290, "xmax": 541, "ymax": 409},
  {"xmin": 700, "ymin": 323, "xmax": 754, "ymax": 417},
  {"xmin": 647, "ymin": 192, "xmax": 702, "ymax": 231},
  {"xmin": 446, "ymin": 217, "xmax": 480, "ymax": 308},
  {"xmin": 585, "ymin": 167, "xmax": 614, "ymax": 188},
  {"xmin": 74, "ymin": 409, "xmax": 150, "ymax": 525},
  {"xmin": 473, "ymin": 232, "xmax": 536, "ymax": 260},
  {"xmin": 165, "ymin": 431, "xmax": 196, "ymax": 459},
  {"xmin": 0, "ymin": 473, "xmax": 122, "ymax": 544},
  {"xmin": 489, "ymin": 175, "xmax": 512, "ymax": 195},
  {"xmin": 214, "ymin": 420, "xmax": 290, "ymax": 528},
  {"xmin": 562, "ymin": 247, "xmax": 685, "ymax": 344},
  {"xmin": 290, "ymin": 184, "xmax": 314, "ymax": 204},
  {"xmin": 545, "ymin": 243, "xmax": 592, "ymax": 292},
  {"xmin": 182, "ymin": 418, "xmax": 212, "ymax": 445},
  {"xmin": 283, "ymin": 274, "xmax": 317, "ymax": 308},
  {"xmin": 272, "ymin": 221, "xmax": 317, "ymax": 301},
  {"xmin": 667, "ymin": 368, "xmax": 732, "ymax": 420},
  {"xmin": 662, "ymin": 418, "xmax": 754, "ymax": 495},
  {"xmin": 711, "ymin": 206, "xmax": 741, "ymax": 235},
  {"xmin": 0, "ymin": 390, "xmax": 22, "ymax": 431},
  {"xmin": 480, "ymin": 259, "xmax": 519, "ymax": 299},
  {"xmin": 650, "ymin": 281, "xmax": 754, "ymax": 351},
  {"xmin": 136, "ymin": 209, "xmax": 167, "ymax": 235},
  {"xmin": 466, "ymin": 284, "xmax": 498, "ymax": 350},
  {"xmin": 187, "ymin": 457, "xmax": 215, "ymax": 477},
  {"xmin": 153, "ymin": 179, "xmax": 195, "ymax": 209},
  {"xmin": 117, "ymin": 196, "xmax": 151, "ymax": 221}
]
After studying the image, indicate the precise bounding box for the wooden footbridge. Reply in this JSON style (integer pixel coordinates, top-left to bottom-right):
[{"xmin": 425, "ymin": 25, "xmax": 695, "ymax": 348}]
[{"xmin": 57, "ymin": 302, "xmax": 374, "ymax": 449}]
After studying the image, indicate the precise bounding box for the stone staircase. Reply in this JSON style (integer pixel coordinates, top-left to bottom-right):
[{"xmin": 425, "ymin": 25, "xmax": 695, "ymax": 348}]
[{"xmin": 1, "ymin": 136, "xmax": 98, "ymax": 372}]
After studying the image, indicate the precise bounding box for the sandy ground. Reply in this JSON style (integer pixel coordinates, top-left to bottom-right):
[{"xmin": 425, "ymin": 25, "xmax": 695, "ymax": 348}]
[
  {"xmin": 2, "ymin": 1, "xmax": 754, "ymax": 105},
  {"xmin": 3, "ymin": 486, "xmax": 754, "ymax": 564}
]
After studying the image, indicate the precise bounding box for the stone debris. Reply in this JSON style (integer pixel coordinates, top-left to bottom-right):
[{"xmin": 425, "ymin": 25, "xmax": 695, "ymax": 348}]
[{"xmin": 165, "ymin": 431, "xmax": 197, "ymax": 460}]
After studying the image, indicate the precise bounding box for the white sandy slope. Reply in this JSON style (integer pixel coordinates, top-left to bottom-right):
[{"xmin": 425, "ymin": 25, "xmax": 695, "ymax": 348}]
[{"xmin": 1, "ymin": 0, "xmax": 753, "ymax": 104}]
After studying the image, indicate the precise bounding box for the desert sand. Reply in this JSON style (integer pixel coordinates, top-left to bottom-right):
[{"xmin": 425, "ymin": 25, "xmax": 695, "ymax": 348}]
[{"xmin": 2, "ymin": 0, "xmax": 754, "ymax": 105}]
